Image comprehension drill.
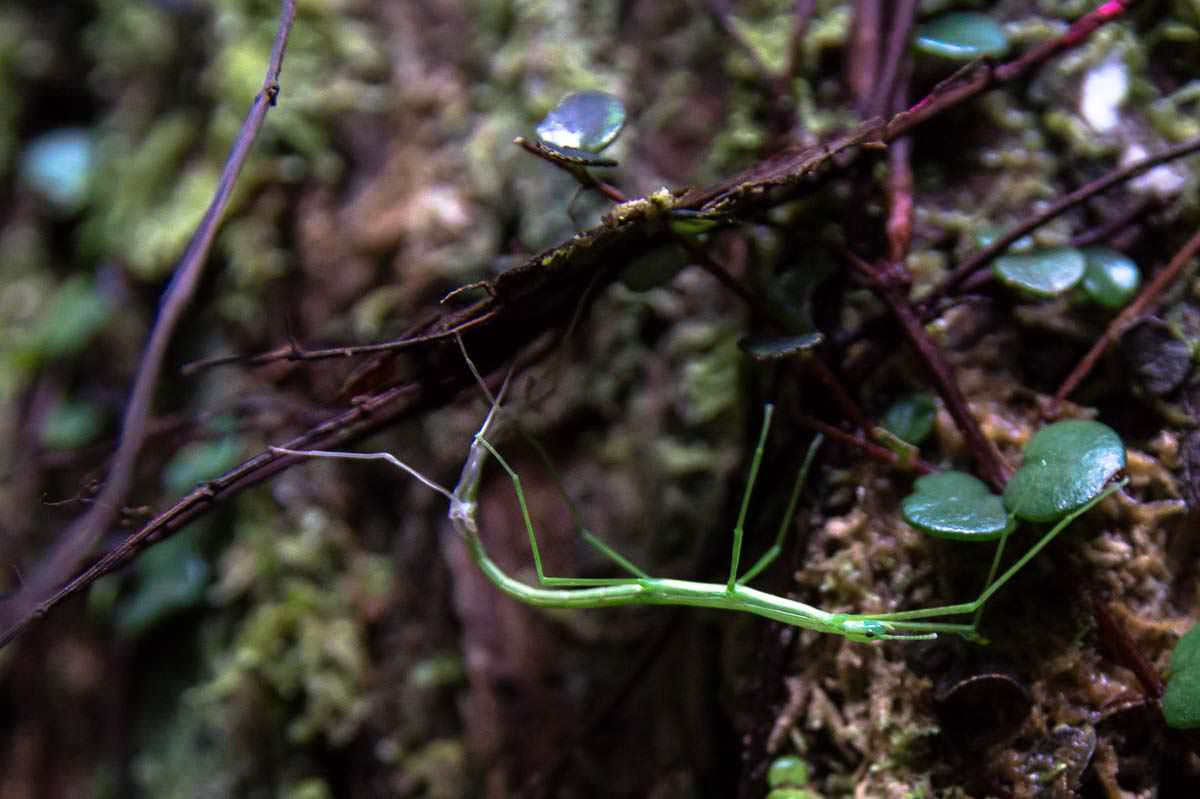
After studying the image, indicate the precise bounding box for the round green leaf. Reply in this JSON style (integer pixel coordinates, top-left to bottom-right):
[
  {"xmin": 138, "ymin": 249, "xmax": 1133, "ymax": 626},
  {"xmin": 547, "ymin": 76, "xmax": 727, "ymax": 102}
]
[
  {"xmin": 1080, "ymin": 247, "xmax": 1141, "ymax": 309},
  {"xmin": 41, "ymin": 398, "xmax": 105, "ymax": 450},
  {"xmin": 19, "ymin": 127, "xmax": 95, "ymax": 212},
  {"xmin": 901, "ymin": 471, "xmax": 1014, "ymax": 541},
  {"xmin": 913, "ymin": 12, "xmax": 1010, "ymax": 61},
  {"xmin": 1002, "ymin": 420, "xmax": 1125, "ymax": 523},
  {"xmin": 767, "ymin": 756, "xmax": 810, "ymax": 788},
  {"xmin": 993, "ymin": 248, "xmax": 1086, "ymax": 298},
  {"xmin": 536, "ymin": 90, "xmax": 626, "ymax": 153},
  {"xmin": 1164, "ymin": 624, "xmax": 1200, "ymax": 729},
  {"xmin": 882, "ymin": 392, "xmax": 937, "ymax": 446}
]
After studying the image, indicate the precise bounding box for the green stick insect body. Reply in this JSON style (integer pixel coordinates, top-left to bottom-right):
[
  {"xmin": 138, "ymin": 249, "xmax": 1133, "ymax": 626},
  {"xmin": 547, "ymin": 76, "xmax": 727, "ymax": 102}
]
[{"xmin": 276, "ymin": 379, "xmax": 1122, "ymax": 644}]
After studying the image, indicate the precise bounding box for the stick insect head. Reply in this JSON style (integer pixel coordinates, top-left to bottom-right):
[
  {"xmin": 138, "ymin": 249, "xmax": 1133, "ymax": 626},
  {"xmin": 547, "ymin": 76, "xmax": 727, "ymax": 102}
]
[
  {"xmin": 448, "ymin": 340, "xmax": 514, "ymax": 536},
  {"xmin": 837, "ymin": 619, "xmax": 937, "ymax": 643}
]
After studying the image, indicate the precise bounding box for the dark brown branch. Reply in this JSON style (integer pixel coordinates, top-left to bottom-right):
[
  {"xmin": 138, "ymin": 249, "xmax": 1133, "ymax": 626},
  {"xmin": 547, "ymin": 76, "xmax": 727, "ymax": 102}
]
[
  {"xmin": 0, "ymin": 379, "xmax": 420, "ymax": 649},
  {"xmin": 1050, "ymin": 227, "xmax": 1200, "ymax": 416},
  {"xmin": 0, "ymin": 0, "xmax": 298, "ymax": 635}
]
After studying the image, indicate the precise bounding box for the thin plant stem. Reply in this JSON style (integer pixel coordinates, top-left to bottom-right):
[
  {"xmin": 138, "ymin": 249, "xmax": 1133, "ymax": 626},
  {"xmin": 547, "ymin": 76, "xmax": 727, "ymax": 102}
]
[{"xmin": 0, "ymin": 0, "xmax": 299, "ymax": 636}]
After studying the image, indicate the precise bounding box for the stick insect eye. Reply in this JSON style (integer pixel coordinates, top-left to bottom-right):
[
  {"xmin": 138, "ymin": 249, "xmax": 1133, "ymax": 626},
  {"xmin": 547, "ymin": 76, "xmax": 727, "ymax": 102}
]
[{"xmin": 841, "ymin": 619, "xmax": 889, "ymax": 641}]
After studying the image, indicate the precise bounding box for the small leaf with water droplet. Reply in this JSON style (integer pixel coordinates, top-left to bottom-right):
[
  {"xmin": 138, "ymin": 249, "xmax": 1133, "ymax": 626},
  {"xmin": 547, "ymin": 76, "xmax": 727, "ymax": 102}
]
[
  {"xmin": 1080, "ymin": 247, "xmax": 1141, "ymax": 309},
  {"xmin": 536, "ymin": 91, "xmax": 626, "ymax": 153},
  {"xmin": 993, "ymin": 247, "xmax": 1086, "ymax": 298},
  {"xmin": 914, "ymin": 12, "xmax": 1010, "ymax": 61}
]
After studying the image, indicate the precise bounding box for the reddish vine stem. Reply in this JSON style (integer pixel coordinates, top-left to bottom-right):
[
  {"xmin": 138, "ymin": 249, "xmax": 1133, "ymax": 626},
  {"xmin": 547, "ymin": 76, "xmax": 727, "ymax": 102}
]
[
  {"xmin": 1049, "ymin": 227, "xmax": 1200, "ymax": 416},
  {"xmin": 0, "ymin": 0, "xmax": 299, "ymax": 635},
  {"xmin": 843, "ymin": 250, "xmax": 1011, "ymax": 491},
  {"xmin": 883, "ymin": 0, "xmax": 1139, "ymax": 144},
  {"xmin": 792, "ymin": 413, "xmax": 934, "ymax": 475}
]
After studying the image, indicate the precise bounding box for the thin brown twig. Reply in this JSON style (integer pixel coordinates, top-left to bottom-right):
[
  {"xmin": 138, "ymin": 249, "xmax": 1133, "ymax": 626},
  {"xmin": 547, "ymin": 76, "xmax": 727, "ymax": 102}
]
[
  {"xmin": 868, "ymin": 0, "xmax": 917, "ymax": 120},
  {"xmin": 0, "ymin": 0, "xmax": 298, "ymax": 635},
  {"xmin": 924, "ymin": 135, "xmax": 1200, "ymax": 311},
  {"xmin": 1049, "ymin": 227, "xmax": 1200, "ymax": 416},
  {"xmin": 847, "ymin": 0, "xmax": 882, "ymax": 114},
  {"xmin": 792, "ymin": 414, "xmax": 935, "ymax": 475},
  {"xmin": 1069, "ymin": 195, "xmax": 1158, "ymax": 248},
  {"xmin": 843, "ymin": 250, "xmax": 1011, "ymax": 490},
  {"xmin": 783, "ymin": 0, "xmax": 817, "ymax": 85},
  {"xmin": 513, "ymin": 137, "xmax": 628, "ymax": 203},
  {"xmin": 0, "ymin": 379, "xmax": 420, "ymax": 649}
]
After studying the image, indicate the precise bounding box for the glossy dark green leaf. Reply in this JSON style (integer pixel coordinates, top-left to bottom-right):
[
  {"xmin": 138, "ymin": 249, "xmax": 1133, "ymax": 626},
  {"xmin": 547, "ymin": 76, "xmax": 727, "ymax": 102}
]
[
  {"xmin": 764, "ymin": 258, "xmax": 837, "ymax": 335},
  {"xmin": 1080, "ymin": 247, "xmax": 1141, "ymax": 309},
  {"xmin": 738, "ymin": 332, "xmax": 824, "ymax": 361},
  {"xmin": 902, "ymin": 470, "xmax": 1012, "ymax": 537},
  {"xmin": 668, "ymin": 210, "xmax": 722, "ymax": 235},
  {"xmin": 1164, "ymin": 624, "xmax": 1200, "ymax": 729},
  {"xmin": 536, "ymin": 90, "xmax": 626, "ymax": 153},
  {"xmin": 882, "ymin": 392, "xmax": 937, "ymax": 446},
  {"xmin": 902, "ymin": 471, "xmax": 1014, "ymax": 541},
  {"xmin": 1003, "ymin": 420, "xmax": 1125, "ymax": 523},
  {"xmin": 993, "ymin": 248, "xmax": 1086, "ymax": 298},
  {"xmin": 913, "ymin": 12, "xmax": 1009, "ymax": 61}
]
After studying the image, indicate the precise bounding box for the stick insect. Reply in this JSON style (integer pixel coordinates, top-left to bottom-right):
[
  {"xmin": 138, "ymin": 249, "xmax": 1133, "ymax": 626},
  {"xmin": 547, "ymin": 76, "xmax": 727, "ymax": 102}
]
[{"xmin": 275, "ymin": 361, "xmax": 1121, "ymax": 643}]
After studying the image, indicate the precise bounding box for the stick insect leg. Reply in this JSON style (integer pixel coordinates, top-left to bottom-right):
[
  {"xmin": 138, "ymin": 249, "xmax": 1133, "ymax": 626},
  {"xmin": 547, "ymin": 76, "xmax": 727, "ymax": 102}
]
[
  {"xmin": 522, "ymin": 433, "xmax": 650, "ymax": 579},
  {"xmin": 454, "ymin": 334, "xmax": 642, "ymax": 585},
  {"xmin": 852, "ymin": 482, "xmax": 1123, "ymax": 630},
  {"xmin": 726, "ymin": 405, "xmax": 774, "ymax": 591},
  {"xmin": 271, "ymin": 447, "xmax": 456, "ymax": 503},
  {"xmin": 737, "ymin": 434, "xmax": 823, "ymax": 587},
  {"xmin": 474, "ymin": 435, "xmax": 645, "ymax": 587}
]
